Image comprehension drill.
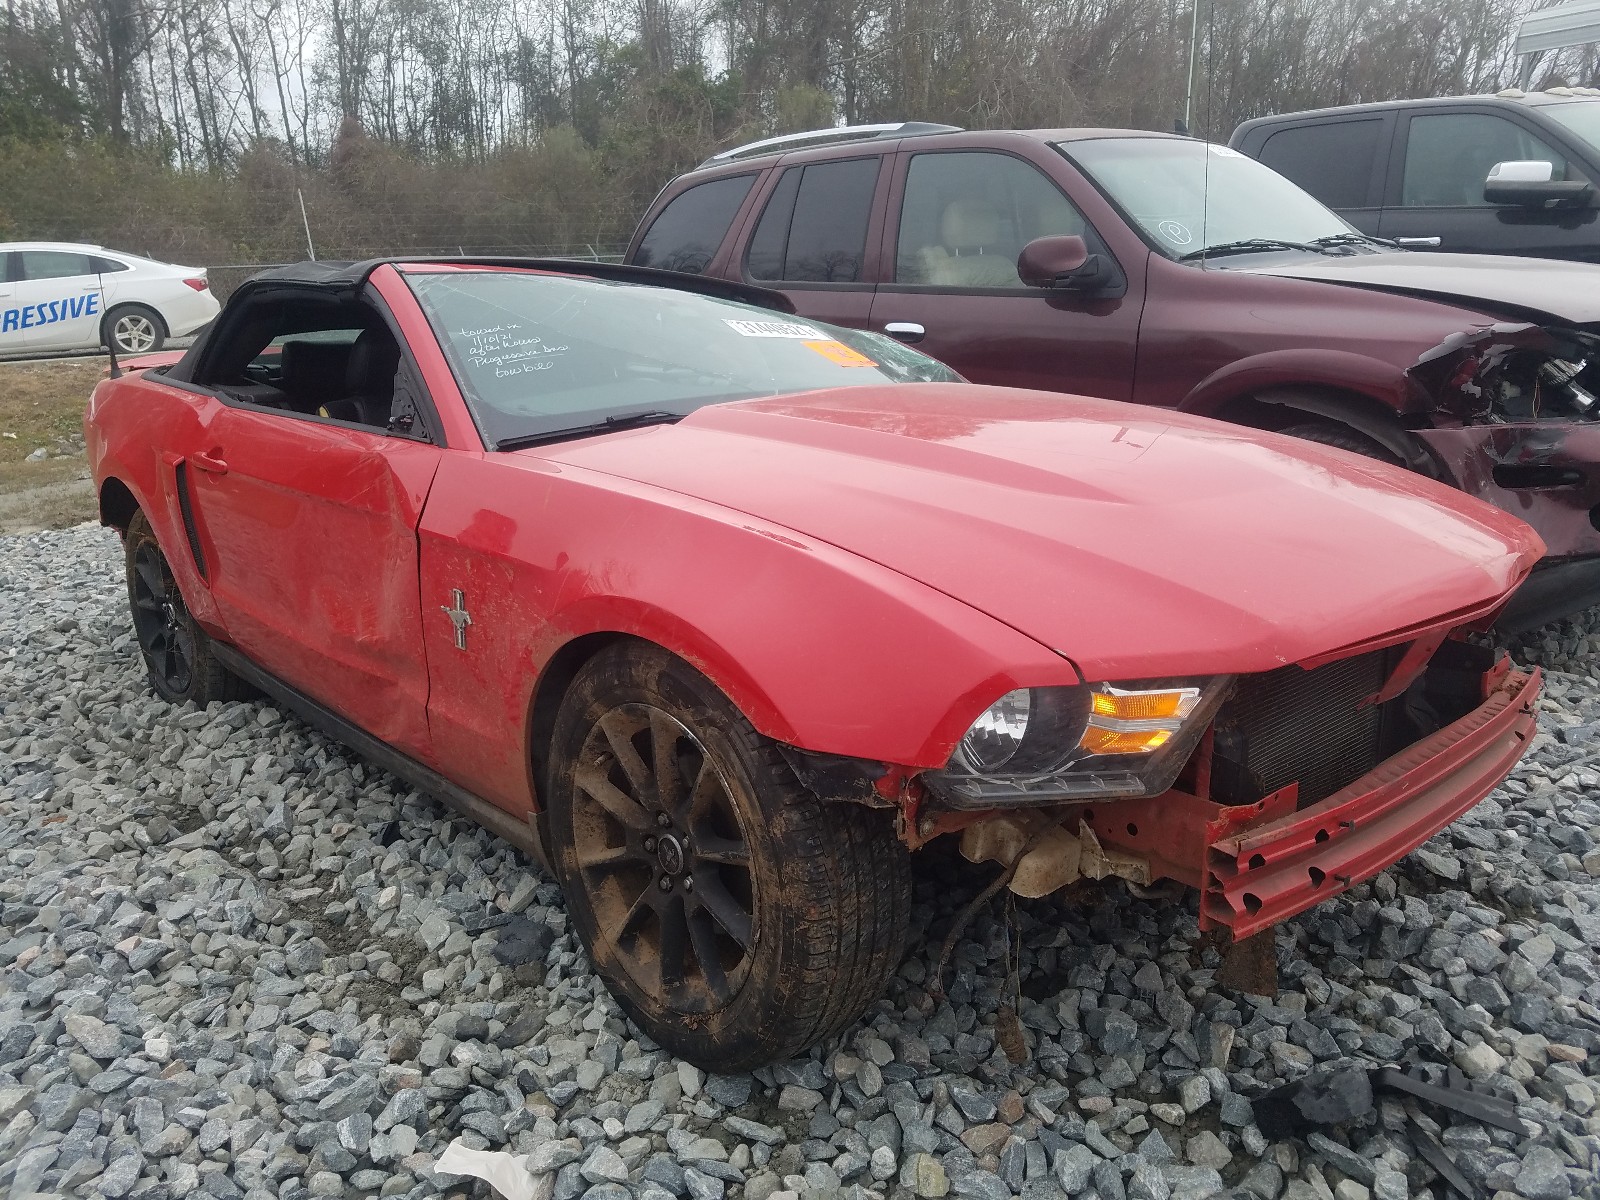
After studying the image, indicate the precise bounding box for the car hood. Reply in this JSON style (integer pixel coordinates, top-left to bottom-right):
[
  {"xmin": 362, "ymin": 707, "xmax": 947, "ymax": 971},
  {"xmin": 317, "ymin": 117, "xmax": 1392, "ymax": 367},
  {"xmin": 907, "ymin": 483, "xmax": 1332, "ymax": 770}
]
[
  {"xmin": 1233, "ymin": 251, "xmax": 1600, "ymax": 325},
  {"xmin": 536, "ymin": 384, "xmax": 1543, "ymax": 679}
]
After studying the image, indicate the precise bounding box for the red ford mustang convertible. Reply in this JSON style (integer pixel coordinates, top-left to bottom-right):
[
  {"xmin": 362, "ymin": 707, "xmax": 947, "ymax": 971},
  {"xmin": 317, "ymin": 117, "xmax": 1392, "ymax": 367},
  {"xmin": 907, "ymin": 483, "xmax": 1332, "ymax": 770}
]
[{"xmin": 86, "ymin": 258, "xmax": 1543, "ymax": 1069}]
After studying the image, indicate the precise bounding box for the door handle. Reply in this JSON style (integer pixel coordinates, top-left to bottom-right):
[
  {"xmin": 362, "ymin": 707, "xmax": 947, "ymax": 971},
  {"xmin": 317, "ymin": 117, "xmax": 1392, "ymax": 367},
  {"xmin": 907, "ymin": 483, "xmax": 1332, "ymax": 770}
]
[
  {"xmin": 1394, "ymin": 236, "xmax": 1442, "ymax": 247},
  {"xmin": 190, "ymin": 449, "xmax": 229, "ymax": 475},
  {"xmin": 884, "ymin": 321, "xmax": 926, "ymax": 344}
]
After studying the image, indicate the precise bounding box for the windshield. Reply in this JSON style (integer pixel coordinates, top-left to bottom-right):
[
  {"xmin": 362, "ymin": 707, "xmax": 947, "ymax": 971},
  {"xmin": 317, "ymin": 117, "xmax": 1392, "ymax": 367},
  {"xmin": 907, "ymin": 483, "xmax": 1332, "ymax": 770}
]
[
  {"xmin": 1541, "ymin": 100, "xmax": 1600, "ymax": 154},
  {"xmin": 1062, "ymin": 138, "xmax": 1358, "ymax": 260},
  {"xmin": 405, "ymin": 270, "xmax": 960, "ymax": 447}
]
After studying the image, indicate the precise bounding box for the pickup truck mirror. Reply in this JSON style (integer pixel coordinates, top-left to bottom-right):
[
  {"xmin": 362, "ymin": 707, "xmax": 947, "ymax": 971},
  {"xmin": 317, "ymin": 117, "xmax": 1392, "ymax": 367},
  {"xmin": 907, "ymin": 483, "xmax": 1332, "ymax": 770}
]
[
  {"xmin": 1017, "ymin": 235, "xmax": 1089, "ymax": 287},
  {"xmin": 1484, "ymin": 160, "xmax": 1594, "ymax": 207}
]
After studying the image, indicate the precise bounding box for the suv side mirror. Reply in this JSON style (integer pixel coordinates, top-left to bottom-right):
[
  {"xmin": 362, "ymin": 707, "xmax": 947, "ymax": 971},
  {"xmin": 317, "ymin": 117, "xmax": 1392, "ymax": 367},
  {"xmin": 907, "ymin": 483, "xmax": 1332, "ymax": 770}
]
[
  {"xmin": 1484, "ymin": 160, "xmax": 1593, "ymax": 207},
  {"xmin": 1018, "ymin": 235, "xmax": 1095, "ymax": 287}
]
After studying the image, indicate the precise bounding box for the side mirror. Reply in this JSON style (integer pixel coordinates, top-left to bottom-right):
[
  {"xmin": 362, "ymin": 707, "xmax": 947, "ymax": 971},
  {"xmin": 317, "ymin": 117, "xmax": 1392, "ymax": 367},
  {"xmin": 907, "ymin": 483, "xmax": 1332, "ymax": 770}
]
[
  {"xmin": 1017, "ymin": 235, "xmax": 1089, "ymax": 287},
  {"xmin": 1484, "ymin": 160, "xmax": 1593, "ymax": 207}
]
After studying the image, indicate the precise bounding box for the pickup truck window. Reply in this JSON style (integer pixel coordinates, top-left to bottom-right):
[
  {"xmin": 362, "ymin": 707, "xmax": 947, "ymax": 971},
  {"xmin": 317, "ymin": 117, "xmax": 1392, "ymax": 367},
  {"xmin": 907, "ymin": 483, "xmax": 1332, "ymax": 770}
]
[
  {"xmin": 1402, "ymin": 114, "xmax": 1568, "ymax": 207},
  {"xmin": 1257, "ymin": 119, "xmax": 1384, "ymax": 209},
  {"xmin": 1543, "ymin": 101, "xmax": 1600, "ymax": 154},
  {"xmin": 634, "ymin": 174, "xmax": 756, "ymax": 274}
]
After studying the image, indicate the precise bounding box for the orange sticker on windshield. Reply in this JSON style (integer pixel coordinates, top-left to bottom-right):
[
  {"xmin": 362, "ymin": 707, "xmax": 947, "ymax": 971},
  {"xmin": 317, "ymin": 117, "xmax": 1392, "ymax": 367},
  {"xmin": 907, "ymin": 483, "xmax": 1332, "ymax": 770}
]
[{"xmin": 803, "ymin": 339, "xmax": 876, "ymax": 367}]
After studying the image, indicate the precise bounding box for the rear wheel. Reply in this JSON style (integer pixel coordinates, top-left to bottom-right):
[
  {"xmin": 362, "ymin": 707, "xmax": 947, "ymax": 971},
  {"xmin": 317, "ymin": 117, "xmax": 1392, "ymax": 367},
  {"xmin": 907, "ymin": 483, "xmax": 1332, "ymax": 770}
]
[
  {"xmin": 546, "ymin": 642, "xmax": 912, "ymax": 1071},
  {"xmin": 1279, "ymin": 420, "xmax": 1402, "ymax": 465},
  {"xmin": 104, "ymin": 304, "xmax": 166, "ymax": 355},
  {"xmin": 125, "ymin": 511, "xmax": 244, "ymax": 705}
]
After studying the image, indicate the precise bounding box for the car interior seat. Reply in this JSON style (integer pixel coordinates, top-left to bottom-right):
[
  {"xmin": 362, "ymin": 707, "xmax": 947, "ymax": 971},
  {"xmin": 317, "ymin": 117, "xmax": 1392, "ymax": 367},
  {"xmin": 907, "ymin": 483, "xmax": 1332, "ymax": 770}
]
[
  {"xmin": 319, "ymin": 329, "xmax": 401, "ymax": 427},
  {"xmin": 279, "ymin": 340, "xmax": 357, "ymax": 415},
  {"xmin": 918, "ymin": 199, "xmax": 1023, "ymax": 287}
]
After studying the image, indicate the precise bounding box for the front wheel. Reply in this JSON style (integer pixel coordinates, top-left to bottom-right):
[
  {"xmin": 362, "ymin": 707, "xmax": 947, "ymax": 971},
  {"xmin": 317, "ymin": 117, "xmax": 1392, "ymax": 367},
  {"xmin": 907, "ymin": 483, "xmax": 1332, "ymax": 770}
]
[
  {"xmin": 104, "ymin": 304, "xmax": 167, "ymax": 355},
  {"xmin": 1279, "ymin": 420, "xmax": 1401, "ymax": 465},
  {"xmin": 546, "ymin": 642, "xmax": 912, "ymax": 1071}
]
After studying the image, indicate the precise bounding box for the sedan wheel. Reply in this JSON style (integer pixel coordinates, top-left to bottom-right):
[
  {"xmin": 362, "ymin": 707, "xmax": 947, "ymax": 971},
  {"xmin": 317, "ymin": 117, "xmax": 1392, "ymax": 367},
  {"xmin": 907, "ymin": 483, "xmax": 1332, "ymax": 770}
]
[
  {"xmin": 547, "ymin": 642, "xmax": 912, "ymax": 1070},
  {"xmin": 106, "ymin": 305, "xmax": 166, "ymax": 355}
]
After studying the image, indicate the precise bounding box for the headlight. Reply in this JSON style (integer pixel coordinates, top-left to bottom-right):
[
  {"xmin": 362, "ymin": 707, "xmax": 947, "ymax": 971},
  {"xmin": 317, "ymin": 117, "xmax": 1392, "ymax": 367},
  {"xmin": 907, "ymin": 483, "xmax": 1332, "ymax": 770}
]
[{"xmin": 929, "ymin": 677, "xmax": 1231, "ymax": 807}]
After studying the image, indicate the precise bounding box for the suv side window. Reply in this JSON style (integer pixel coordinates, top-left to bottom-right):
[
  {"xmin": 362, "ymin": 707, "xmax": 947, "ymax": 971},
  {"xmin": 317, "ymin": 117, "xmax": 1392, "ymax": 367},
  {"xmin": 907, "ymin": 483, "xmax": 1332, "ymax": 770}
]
[
  {"xmin": 634, "ymin": 174, "xmax": 757, "ymax": 274},
  {"xmin": 747, "ymin": 158, "xmax": 880, "ymax": 283},
  {"xmin": 1402, "ymin": 114, "xmax": 1571, "ymax": 207},
  {"xmin": 895, "ymin": 152, "xmax": 1088, "ymax": 288},
  {"xmin": 1258, "ymin": 119, "xmax": 1384, "ymax": 209}
]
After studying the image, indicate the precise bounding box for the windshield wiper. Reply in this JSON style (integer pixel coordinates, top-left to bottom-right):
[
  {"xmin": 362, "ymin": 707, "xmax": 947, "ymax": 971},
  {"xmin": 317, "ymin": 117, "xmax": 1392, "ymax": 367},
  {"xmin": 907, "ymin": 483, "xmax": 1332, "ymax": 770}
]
[
  {"xmin": 1178, "ymin": 237, "xmax": 1322, "ymax": 261},
  {"xmin": 1310, "ymin": 232, "xmax": 1395, "ymax": 250},
  {"xmin": 494, "ymin": 408, "xmax": 685, "ymax": 451}
]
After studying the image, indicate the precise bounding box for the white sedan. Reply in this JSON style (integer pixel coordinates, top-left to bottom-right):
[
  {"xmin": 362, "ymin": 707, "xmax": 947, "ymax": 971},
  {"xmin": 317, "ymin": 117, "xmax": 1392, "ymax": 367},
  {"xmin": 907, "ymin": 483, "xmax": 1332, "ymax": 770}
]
[{"xmin": 0, "ymin": 241, "xmax": 220, "ymax": 358}]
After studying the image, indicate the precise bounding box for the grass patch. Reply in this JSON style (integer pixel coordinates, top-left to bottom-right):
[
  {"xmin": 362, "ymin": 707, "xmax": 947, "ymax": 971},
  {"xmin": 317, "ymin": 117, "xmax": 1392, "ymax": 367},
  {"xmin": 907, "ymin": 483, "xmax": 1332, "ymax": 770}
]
[
  {"xmin": 0, "ymin": 359, "xmax": 102, "ymax": 465},
  {"xmin": 0, "ymin": 359, "xmax": 104, "ymax": 533}
]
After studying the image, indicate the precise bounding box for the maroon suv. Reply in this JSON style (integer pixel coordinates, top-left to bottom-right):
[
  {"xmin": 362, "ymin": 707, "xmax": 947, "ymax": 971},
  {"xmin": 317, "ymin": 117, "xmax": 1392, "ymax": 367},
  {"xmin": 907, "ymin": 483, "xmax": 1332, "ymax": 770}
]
[{"xmin": 626, "ymin": 123, "xmax": 1600, "ymax": 628}]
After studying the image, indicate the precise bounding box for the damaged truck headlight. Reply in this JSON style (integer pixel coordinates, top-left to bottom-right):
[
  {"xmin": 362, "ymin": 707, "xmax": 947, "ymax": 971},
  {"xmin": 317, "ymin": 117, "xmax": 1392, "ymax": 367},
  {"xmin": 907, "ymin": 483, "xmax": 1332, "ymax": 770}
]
[{"xmin": 929, "ymin": 677, "xmax": 1232, "ymax": 807}]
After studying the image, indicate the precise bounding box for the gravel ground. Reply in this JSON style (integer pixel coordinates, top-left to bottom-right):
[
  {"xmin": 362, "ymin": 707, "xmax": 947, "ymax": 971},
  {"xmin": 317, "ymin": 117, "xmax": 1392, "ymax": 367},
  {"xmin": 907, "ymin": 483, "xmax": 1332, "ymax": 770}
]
[{"xmin": 3, "ymin": 523, "xmax": 1599, "ymax": 1200}]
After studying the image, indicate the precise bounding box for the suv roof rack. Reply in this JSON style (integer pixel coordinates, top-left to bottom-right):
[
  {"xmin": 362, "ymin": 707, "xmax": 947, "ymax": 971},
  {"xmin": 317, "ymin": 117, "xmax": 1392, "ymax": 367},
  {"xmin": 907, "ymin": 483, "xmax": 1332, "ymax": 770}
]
[{"xmin": 699, "ymin": 121, "xmax": 962, "ymax": 167}]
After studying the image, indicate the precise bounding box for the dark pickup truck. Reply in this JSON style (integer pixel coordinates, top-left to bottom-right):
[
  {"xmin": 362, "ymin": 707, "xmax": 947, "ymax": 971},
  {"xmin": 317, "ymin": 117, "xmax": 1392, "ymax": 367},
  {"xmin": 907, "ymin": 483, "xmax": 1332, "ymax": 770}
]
[{"xmin": 1230, "ymin": 90, "xmax": 1600, "ymax": 262}]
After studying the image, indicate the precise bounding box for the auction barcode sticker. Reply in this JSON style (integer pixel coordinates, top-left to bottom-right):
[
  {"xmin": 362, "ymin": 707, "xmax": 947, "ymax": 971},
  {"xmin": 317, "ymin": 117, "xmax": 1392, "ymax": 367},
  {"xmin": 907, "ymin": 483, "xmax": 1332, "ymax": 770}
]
[{"xmin": 723, "ymin": 319, "xmax": 825, "ymax": 339}]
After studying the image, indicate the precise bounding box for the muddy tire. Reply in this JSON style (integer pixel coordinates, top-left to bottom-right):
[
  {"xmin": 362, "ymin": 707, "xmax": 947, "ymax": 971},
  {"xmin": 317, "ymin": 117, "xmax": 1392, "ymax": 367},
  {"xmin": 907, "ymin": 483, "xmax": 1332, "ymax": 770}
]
[
  {"xmin": 125, "ymin": 510, "xmax": 246, "ymax": 705},
  {"xmin": 546, "ymin": 641, "xmax": 911, "ymax": 1071},
  {"xmin": 1279, "ymin": 420, "xmax": 1402, "ymax": 465}
]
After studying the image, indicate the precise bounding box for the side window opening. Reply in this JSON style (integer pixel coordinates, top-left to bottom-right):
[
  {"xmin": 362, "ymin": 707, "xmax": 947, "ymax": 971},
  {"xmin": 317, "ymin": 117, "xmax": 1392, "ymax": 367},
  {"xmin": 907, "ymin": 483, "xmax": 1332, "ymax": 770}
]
[
  {"xmin": 197, "ymin": 297, "xmax": 414, "ymax": 435},
  {"xmin": 895, "ymin": 152, "xmax": 1091, "ymax": 288},
  {"xmin": 20, "ymin": 251, "xmax": 96, "ymax": 281},
  {"xmin": 746, "ymin": 158, "xmax": 879, "ymax": 283},
  {"xmin": 634, "ymin": 175, "xmax": 757, "ymax": 274},
  {"xmin": 1402, "ymin": 113, "xmax": 1576, "ymax": 207},
  {"xmin": 1258, "ymin": 119, "xmax": 1384, "ymax": 209}
]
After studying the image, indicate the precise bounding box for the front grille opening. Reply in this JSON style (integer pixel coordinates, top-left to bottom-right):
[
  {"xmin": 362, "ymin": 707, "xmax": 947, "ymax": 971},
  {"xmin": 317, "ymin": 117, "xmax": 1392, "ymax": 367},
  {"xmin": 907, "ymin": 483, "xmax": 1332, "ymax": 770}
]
[
  {"xmin": 1205, "ymin": 639, "xmax": 1494, "ymax": 809},
  {"xmin": 1210, "ymin": 650, "xmax": 1390, "ymax": 808}
]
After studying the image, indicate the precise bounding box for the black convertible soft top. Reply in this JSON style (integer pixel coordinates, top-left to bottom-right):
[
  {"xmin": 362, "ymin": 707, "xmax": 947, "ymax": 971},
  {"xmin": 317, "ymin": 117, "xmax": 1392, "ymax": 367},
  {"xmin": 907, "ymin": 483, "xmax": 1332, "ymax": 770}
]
[
  {"xmin": 237, "ymin": 256, "xmax": 795, "ymax": 313},
  {"xmin": 161, "ymin": 256, "xmax": 794, "ymax": 383}
]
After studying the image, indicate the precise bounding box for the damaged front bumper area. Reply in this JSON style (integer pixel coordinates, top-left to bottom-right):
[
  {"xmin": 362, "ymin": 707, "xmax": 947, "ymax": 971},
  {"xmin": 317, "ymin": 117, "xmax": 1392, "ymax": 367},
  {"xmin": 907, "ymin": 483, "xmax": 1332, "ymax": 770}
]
[
  {"xmin": 1411, "ymin": 323, "xmax": 1600, "ymax": 626},
  {"xmin": 1068, "ymin": 665, "xmax": 1536, "ymax": 938}
]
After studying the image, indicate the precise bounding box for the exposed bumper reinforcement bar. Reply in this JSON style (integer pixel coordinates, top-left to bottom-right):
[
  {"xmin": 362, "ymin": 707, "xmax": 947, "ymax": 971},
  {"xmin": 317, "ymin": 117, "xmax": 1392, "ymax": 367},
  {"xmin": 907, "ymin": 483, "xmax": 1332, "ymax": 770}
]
[{"xmin": 1078, "ymin": 667, "xmax": 1540, "ymax": 939}]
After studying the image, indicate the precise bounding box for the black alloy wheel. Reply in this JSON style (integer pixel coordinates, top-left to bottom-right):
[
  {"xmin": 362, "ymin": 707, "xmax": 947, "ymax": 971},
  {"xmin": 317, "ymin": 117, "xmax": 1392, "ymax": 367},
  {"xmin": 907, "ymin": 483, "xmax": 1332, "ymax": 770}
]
[
  {"xmin": 123, "ymin": 510, "xmax": 246, "ymax": 705},
  {"xmin": 130, "ymin": 538, "xmax": 196, "ymax": 697},
  {"xmin": 569, "ymin": 702, "xmax": 756, "ymax": 1014},
  {"xmin": 547, "ymin": 641, "xmax": 912, "ymax": 1070}
]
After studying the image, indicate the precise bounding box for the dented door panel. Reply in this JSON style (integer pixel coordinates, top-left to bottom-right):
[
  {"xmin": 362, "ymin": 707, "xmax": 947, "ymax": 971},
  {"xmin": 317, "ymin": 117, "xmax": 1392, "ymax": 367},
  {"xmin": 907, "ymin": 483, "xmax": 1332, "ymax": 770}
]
[{"xmin": 187, "ymin": 407, "xmax": 441, "ymax": 756}]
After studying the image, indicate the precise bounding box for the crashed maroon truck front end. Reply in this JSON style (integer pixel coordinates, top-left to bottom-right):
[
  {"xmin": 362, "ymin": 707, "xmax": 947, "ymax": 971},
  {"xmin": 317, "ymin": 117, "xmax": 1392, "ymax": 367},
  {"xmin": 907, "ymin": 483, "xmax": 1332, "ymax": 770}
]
[
  {"xmin": 1213, "ymin": 254, "xmax": 1600, "ymax": 630},
  {"xmin": 1407, "ymin": 321, "xmax": 1600, "ymax": 629}
]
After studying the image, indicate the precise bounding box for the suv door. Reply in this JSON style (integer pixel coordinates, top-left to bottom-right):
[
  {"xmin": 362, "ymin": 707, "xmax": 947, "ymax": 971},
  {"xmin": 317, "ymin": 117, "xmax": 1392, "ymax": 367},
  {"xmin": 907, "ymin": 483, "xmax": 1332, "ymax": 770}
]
[
  {"xmin": 13, "ymin": 250, "xmax": 106, "ymax": 352},
  {"xmin": 868, "ymin": 148, "xmax": 1143, "ymax": 397},
  {"xmin": 1250, "ymin": 116, "xmax": 1392, "ymax": 237},
  {"xmin": 737, "ymin": 154, "xmax": 888, "ymax": 329},
  {"xmin": 1379, "ymin": 109, "xmax": 1600, "ymax": 259}
]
